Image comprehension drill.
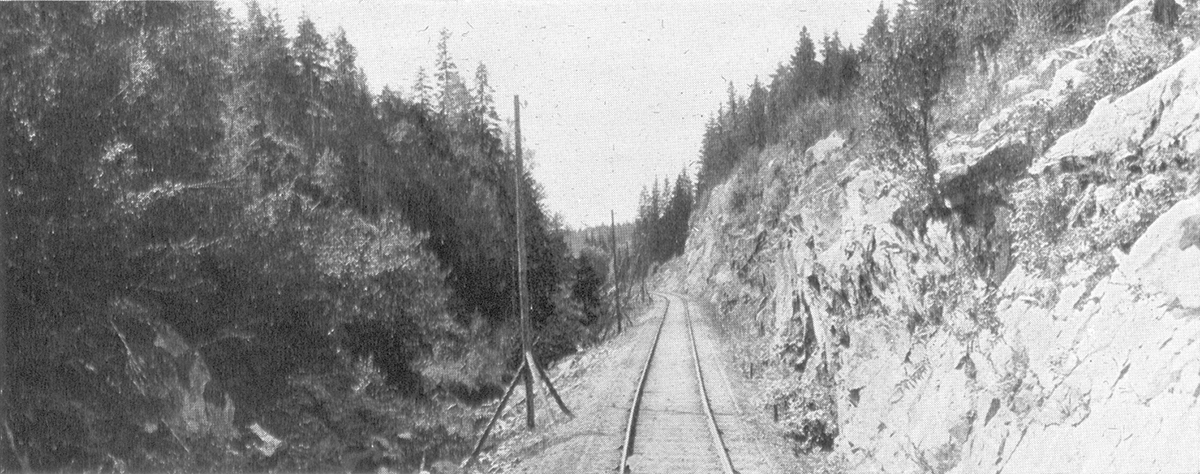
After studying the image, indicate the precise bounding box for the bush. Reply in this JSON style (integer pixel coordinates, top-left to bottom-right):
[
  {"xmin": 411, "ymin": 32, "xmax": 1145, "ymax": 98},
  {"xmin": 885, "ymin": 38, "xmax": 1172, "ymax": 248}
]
[
  {"xmin": 768, "ymin": 370, "xmax": 838, "ymax": 453},
  {"xmin": 270, "ymin": 356, "xmax": 476, "ymax": 472},
  {"xmin": 1049, "ymin": 30, "xmax": 1181, "ymax": 139},
  {"xmin": 1010, "ymin": 165, "xmax": 1189, "ymax": 280}
]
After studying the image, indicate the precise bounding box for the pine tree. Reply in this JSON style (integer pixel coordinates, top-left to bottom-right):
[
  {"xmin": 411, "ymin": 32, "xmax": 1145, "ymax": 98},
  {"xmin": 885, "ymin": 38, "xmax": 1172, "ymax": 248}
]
[
  {"xmin": 434, "ymin": 29, "xmax": 471, "ymax": 122},
  {"xmin": 471, "ymin": 62, "xmax": 503, "ymax": 160},
  {"xmin": 328, "ymin": 27, "xmax": 376, "ymax": 212},
  {"xmin": 869, "ymin": 0, "xmax": 959, "ymax": 196},
  {"xmin": 232, "ymin": 1, "xmax": 304, "ymax": 190},
  {"xmin": 818, "ymin": 33, "xmax": 840, "ymax": 99},
  {"xmin": 766, "ymin": 62, "xmax": 794, "ymax": 140},
  {"xmin": 746, "ymin": 78, "xmax": 769, "ymax": 148},
  {"xmin": 862, "ymin": 2, "xmax": 892, "ymax": 64},
  {"xmin": 650, "ymin": 179, "xmax": 662, "ymax": 224},
  {"xmin": 664, "ymin": 169, "xmax": 694, "ymax": 256},
  {"xmin": 293, "ymin": 15, "xmax": 329, "ymax": 147},
  {"xmin": 413, "ymin": 67, "xmax": 432, "ymax": 108},
  {"xmin": 789, "ymin": 27, "xmax": 819, "ymax": 105}
]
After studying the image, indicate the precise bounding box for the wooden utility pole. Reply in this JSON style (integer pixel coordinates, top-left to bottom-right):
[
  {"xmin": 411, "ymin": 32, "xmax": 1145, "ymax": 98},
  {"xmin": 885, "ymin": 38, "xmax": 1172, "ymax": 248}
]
[
  {"xmin": 513, "ymin": 95, "xmax": 537, "ymax": 430},
  {"xmin": 512, "ymin": 96, "xmax": 572, "ymax": 421},
  {"xmin": 611, "ymin": 210, "xmax": 623, "ymax": 333},
  {"xmin": 463, "ymin": 96, "xmax": 574, "ymax": 468}
]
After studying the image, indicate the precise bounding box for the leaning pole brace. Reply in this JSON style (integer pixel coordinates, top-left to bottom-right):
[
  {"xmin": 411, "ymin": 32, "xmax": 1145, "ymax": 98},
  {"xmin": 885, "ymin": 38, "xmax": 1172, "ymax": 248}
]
[{"xmin": 461, "ymin": 359, "xmax": 526, "ymax": 469}]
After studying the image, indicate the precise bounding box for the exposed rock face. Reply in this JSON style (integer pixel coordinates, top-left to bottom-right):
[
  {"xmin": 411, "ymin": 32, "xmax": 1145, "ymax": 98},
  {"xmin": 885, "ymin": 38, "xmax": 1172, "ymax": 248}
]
[
  {"xmin": 1111, "ymin": 0, "xmax": 1183, "ymax": 28},
  {"xmin": 1037, "ymin": 45, "xmax": 1200, "ymax": 174},
  {"xmin": 952, "ymin": 258, "xmax": 1200, "ymax": 473},
  {"xmin": 108, "ymin": 298, "xmax": 237, "ymax": 439},
  {"xmin": 1119, "ymin": 195, "xmax": 1200, "ymax": 307},
  {"xmin": 675, "ymin": 1, "xmax": 1200, "ymax": 472}
]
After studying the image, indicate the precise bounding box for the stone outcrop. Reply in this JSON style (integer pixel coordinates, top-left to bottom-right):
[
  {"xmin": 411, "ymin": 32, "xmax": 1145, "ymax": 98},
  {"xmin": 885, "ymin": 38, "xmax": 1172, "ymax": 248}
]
[
  {"xmin": 948, "ymin": 0, "xmax": 1188, "ymax": 185},
  {"xmin": 1036, "ymin": 44, "xmax": 1200, "ymax": 174},
  {"xmin": 1118, "ymin": 194, "xmax": 1200, "ymax": 307},
  {"xmin": 108, "ymin": 298, "xmax": 238, "ymax": 439},
  {"xmin": 1109, "ymin": 0, "xmax": 1183, "ymax": 29},
  {"xmin": 674, "ymin": 1, "xmax": 1200, "ymax": 472}
]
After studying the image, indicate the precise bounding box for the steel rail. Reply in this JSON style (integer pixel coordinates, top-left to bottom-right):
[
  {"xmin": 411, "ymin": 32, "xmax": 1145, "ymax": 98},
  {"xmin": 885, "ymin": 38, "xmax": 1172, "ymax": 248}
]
[
  {"xmin": 618, "ymin": 292, "xmax": 735, "ymax": 474},
  {"xmin": 682, "ymin": 295, "xmax": 736, "ymax": 474},
  {"xmin": 618, "ymin": 294, "xmax": 670, "ymax": 473}
]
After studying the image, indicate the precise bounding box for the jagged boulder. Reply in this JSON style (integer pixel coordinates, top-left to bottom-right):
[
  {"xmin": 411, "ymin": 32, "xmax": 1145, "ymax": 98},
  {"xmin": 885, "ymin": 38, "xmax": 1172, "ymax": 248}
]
[
  {"xmin": 805, "ymin": 130, "xmax": 846, "ymax": 165},
  {"xmin": 106, "ymin": 298, "xmax": 238, "ymax": 439},
  {"xmin": 1035, "ymin": 45, "xmax": 1200, "ymax": 173},
  {"xmin": 11, "ymin": 297, "xmax": 240, "ymax": 471},
  {"xmin": 1109, "ymin": 0, "xmax": 1183, "ymax": 29},
  {"xmin": 937, "ymin": 135, "xmax": 1035, "ymax": 207},
  {"xmin": 675, "ymin": 2, "xmax": 1200, "ymax": 472},
  {"xmin": 976, "ymin": 0, "xmax": 1182, "ymax": 159}
]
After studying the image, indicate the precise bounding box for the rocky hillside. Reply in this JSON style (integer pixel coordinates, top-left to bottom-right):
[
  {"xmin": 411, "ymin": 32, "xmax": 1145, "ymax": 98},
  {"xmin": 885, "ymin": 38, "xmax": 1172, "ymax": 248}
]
[{"xmin": 665, "ymin": 1, "xmax": 1200, "ymax": 472}]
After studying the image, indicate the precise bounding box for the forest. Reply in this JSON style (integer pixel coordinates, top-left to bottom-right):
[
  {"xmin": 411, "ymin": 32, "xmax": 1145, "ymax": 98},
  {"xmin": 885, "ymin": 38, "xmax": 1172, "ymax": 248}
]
[{"xmin": 2, "ymin": 3, "xmax": 617, "ymax": 471}]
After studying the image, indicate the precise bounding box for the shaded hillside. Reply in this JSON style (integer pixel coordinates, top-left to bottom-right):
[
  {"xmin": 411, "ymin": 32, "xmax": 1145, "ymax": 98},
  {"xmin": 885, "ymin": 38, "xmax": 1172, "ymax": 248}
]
[{"xmin": 2, "ymin": 3, "xmax": 612, "ymax": 471}]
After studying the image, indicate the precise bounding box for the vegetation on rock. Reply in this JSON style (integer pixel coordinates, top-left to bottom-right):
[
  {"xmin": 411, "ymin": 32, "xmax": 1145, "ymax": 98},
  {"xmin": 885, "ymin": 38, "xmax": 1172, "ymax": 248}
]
[{"xmin": 678, "ymin": 0, "xmax": 1200, "ymax": 470}]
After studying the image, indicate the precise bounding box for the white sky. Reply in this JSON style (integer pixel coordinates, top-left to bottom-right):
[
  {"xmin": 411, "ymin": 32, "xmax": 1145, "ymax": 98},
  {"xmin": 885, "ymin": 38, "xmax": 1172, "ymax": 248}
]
[{"xmin": 221, "ymin": 0, "xmax": 892, "ymax": 228}]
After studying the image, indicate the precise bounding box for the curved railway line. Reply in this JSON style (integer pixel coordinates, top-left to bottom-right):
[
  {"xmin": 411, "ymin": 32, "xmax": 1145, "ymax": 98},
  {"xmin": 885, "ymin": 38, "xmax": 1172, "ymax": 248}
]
[{"xmin": 618, "ymin": 293, "xmax": 736, "ymax": 474}]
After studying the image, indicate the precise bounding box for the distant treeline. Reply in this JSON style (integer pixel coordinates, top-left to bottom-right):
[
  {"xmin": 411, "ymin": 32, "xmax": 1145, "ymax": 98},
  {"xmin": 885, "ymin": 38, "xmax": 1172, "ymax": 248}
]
[{"xmin": 573, "ymin": 169, "xmax": 693, "ymax": 291}]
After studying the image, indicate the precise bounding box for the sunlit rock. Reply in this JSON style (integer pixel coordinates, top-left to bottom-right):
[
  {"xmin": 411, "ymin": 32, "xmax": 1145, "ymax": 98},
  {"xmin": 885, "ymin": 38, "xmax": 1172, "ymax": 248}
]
[
  {"xmin": 1036, "ymin": 27, "xmax": 1200, "ymax": 174},
  {"xmin": 1120, "ymin": 194, "xmax": 1200, "ymax": 307}
]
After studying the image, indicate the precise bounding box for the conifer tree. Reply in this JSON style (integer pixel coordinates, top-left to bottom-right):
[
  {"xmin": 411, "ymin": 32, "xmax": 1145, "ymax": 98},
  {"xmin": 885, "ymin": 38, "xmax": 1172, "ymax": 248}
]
[
  {"xmin": 413, "ymin": 66, "xmax": 432, "ymax": 109},
  {"xmin": 862, "ymin": 2, "xmax": 892, "ymax": 64},
  {"xmin": 746, "ymin": 78, "xmax": 769, "ymax": 148},
  {"xmin": 293, "ymin": 15, "xmax": 329, "ymax": 147},
  {"xmin": 471, "ymin": 62, "xmax": 503, "ymax": 160},
  {"xmin": 868, "ymin": 0, "xmax": 959, "ymax": 195},
  {"xmin": 789, "ymin": 27, "xmax": 819, "ymax": 105},
  {"xmin": 434, "ymin": 29, "xmax": 471, "ymax": 122}
]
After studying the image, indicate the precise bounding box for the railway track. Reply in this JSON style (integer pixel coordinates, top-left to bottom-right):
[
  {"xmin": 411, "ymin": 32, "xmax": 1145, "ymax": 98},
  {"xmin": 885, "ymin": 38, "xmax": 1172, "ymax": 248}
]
[{"xmin": 618, "ymin": 293, "xmax": 736, "ymax": 474}]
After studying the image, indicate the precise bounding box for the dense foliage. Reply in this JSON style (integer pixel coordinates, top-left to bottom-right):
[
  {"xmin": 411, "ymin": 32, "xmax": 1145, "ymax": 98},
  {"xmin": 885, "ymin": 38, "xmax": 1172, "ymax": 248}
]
[
  {"xmin": 3, "ymin": 3, "xmax": 602, "ymax": 471},
  {"xmin": 632, "ymin": 171, "xmax": 694, "ymax": 269}
]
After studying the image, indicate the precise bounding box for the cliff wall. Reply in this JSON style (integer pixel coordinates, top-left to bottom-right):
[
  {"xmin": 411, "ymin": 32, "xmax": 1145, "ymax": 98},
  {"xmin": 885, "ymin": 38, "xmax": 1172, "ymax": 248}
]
[{"xmin": 667, "ymin": 2, "xmax": 1200, "ymax": 471}]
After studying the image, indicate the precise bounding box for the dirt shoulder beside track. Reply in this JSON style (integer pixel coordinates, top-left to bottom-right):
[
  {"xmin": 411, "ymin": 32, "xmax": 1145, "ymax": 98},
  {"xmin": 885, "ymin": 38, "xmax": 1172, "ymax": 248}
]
[{"xmin": 472, "ymin": 298, "xmax": 664, "ymax": 474}]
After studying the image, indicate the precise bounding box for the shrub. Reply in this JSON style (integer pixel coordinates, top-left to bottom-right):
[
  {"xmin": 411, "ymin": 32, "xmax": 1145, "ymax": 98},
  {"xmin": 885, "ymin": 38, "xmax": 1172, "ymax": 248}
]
[{"xmin": 768, "ymin": 370, "xmax": 838, "ymax": 453}]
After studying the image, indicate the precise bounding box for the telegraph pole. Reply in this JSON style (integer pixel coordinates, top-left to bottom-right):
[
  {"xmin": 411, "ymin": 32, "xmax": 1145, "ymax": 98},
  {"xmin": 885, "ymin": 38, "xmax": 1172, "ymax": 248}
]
[
  {"xmin": 463, "ymin": 96, "xmax": 575, "ymax": 468},
  {"xmin": 611, "ymin": 210, "xmax": 623, "ymax": 333},
  {"xmin": 513, "ymin": 95, "xmax": 537, "ymax": 430}
]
